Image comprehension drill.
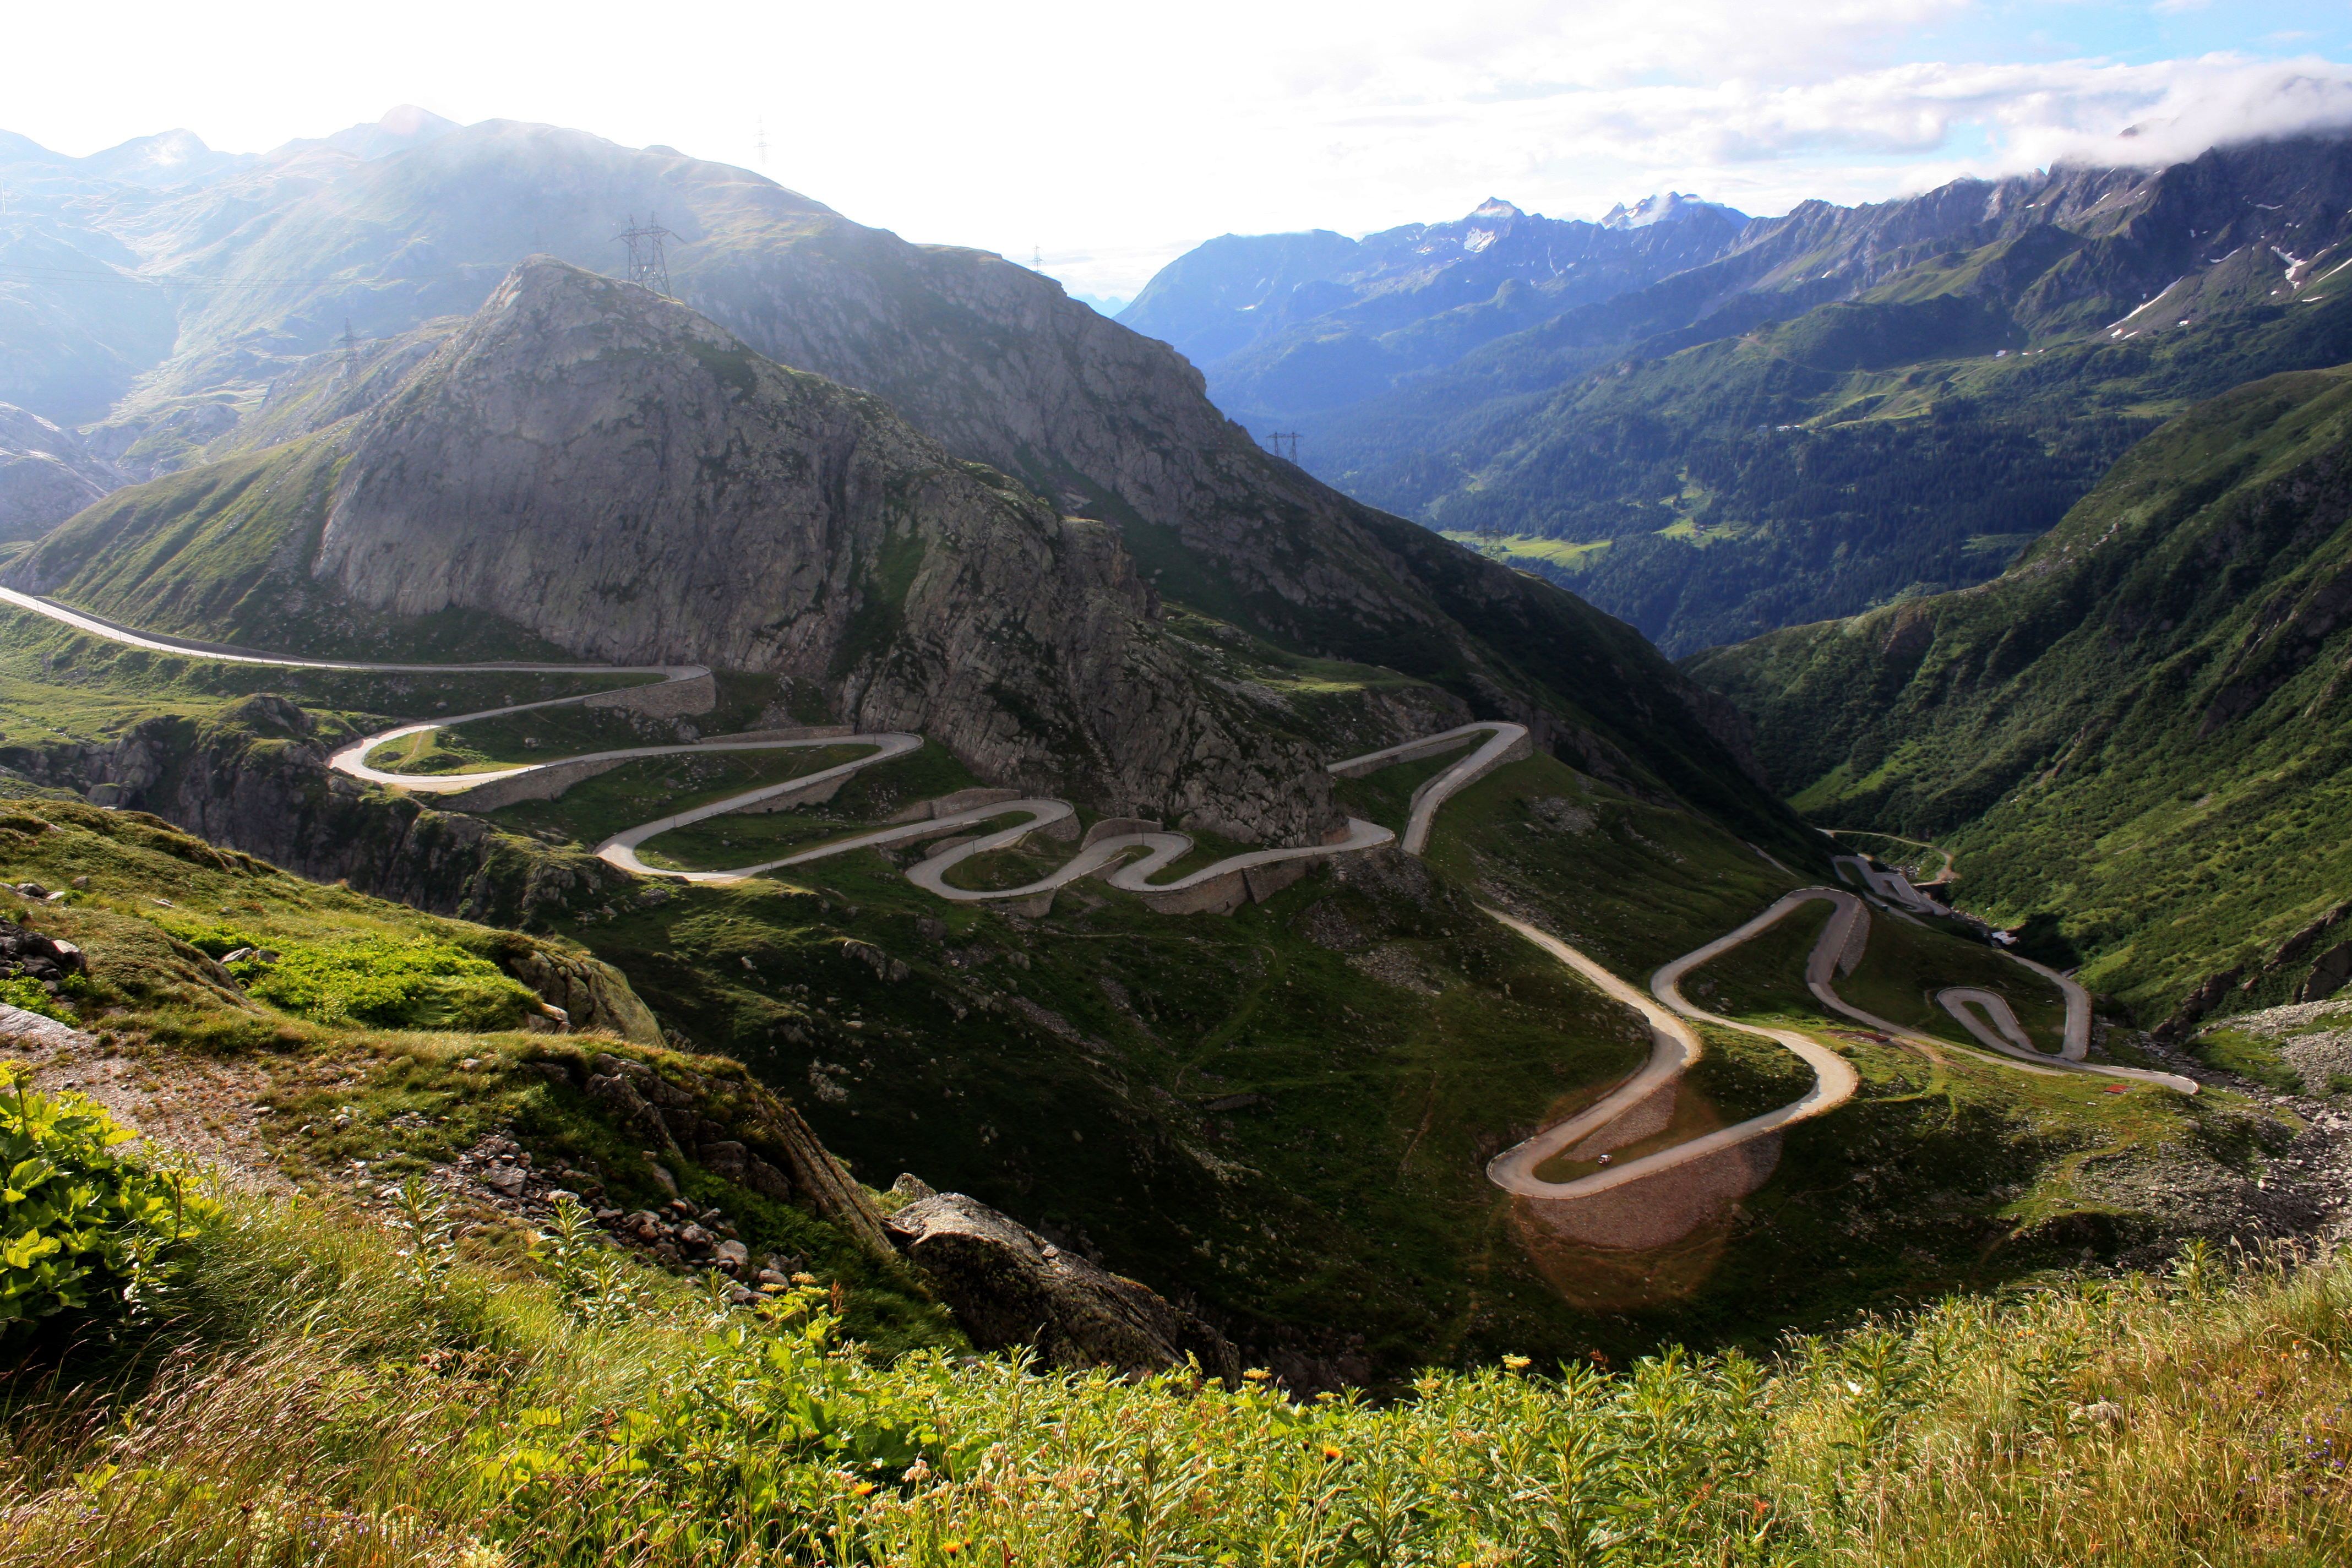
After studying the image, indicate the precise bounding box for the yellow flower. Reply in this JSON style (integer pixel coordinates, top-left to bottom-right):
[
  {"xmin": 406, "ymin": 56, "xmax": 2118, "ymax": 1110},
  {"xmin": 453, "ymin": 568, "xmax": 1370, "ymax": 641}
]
[
  {"xmin": 851, "ymin": 1482, "xmax": 878, "ymax": 1498},
  {"xmin": 942, "ymin": 1541, "xmax": 967, "ymax": 1558},
  {"xmin": 1320, "ymin": 1445, "xmax": 1343, "ymax": 1462},
  {"xmin": 1501, "ymin": 1354, "xmax": 1532, "ymax": 1371},
  {"xmin": 1242, "ymin": 1368, "xmax": 1272, "ymax": 1382}
]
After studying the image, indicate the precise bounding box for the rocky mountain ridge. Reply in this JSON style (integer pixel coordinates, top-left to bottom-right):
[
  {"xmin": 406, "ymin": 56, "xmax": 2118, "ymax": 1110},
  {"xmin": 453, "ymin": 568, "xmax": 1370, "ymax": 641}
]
[
  {"xmin": 0, "ymin": 113, "xmax": 1799, "ymax": 856},
  {"xmin": 1118, "ymin": 194, "xmax": 1750, "ymax": 423}
]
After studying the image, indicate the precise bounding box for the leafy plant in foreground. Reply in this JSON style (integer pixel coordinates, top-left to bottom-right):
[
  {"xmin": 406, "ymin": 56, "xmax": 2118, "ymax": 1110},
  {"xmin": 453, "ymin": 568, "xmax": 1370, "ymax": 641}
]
[{"xmin": 0, "ymin": 1070, "xmax": 217, "ymax": 1341}]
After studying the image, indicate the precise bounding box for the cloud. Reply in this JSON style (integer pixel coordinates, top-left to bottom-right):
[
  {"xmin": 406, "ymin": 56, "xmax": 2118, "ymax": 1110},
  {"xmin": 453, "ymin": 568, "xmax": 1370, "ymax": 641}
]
[{"xmin": 2, "ymin": 0, "xmax": 2349, "ymax": 297}]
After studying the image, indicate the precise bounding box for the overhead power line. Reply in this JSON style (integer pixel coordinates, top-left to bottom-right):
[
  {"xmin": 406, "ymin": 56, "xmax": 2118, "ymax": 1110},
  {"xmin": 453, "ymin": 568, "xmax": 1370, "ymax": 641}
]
[{"xmin": 0, "ymin": 256, "xmax": 514, "ymax": 293}]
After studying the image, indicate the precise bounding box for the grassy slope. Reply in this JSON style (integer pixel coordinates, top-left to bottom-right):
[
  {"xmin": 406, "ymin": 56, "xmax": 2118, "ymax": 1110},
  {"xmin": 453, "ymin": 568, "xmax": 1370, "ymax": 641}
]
[
  {"xmin": 0, "ymin": 790, "xmax": 944, "ymax": 1351},
  {"xmin": 531, "ymin": 743, "xmax": 2276, "ymax": 1369},
  {"xmin": 4, "ymin": 437, "xmax": 595, "ymax": 662},
  {"xmin": 9, "ymin": 1177, "xmax": 2349, "ymax": 1565},
  {"xmin": 0, "ymin": 609, "xmax": 640, "ymax": 788},
  {"xmin": 1686, "ymin": 367, "xmax": 2352, "ymax": 1022}
]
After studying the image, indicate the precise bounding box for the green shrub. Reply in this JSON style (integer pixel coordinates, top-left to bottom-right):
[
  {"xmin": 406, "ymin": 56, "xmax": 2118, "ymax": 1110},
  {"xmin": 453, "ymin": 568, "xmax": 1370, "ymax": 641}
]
[
  {"xmin": 1, "ymin": 1071, "xmax": 217, "ymax": 1340},
  {"xmin": 230, "ymin": 935, "xmax": 538, "ymax": 1030},
  {"xmin": 0, "ymin": 974, "xmax": 74, "ymax": 1024}
]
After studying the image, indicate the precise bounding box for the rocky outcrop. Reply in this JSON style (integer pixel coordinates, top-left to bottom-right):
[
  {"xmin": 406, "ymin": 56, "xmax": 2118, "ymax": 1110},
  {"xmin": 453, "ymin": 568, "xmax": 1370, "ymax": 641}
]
[
  {"xmin": 885, "ymin": 1189, "xmax": 1240, "ymax": 1381},
  {"xmin": 570, "ymin": 1047, "xmax": 895, "ymax": 1261},
  {"xmin": 0, "ymin": 403, "xmax": 122, "ymax": 540},
  {"xmin": 3, "ymin": 117, "xmax": 1809, "ymax": 858},
  {"xmin": 0, "ymin": 694, "xmax": 644, "ymax": 930},
  {"xmin": 0, "ymin": 913, "xmax": 86, "ymax": 998},
  {"xmin": 508, "ymin": 950, "xmax": 660, "ymax": 1045}
]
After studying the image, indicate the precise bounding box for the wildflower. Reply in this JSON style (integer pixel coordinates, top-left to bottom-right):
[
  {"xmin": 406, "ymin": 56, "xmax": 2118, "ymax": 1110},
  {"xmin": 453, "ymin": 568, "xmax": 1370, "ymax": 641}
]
[
  {"xmin": 942, "ymin": 1540, "xmax": 967, "ymax": 1557},
  {"xmin": 1501, "ymin": 1354, "xmax": 1532, "ymax": 1371},
  {"xmin": 791, "ymin": 1271, "xmax": 819, "ymax": 1286},
  {"xmin": 851, "ymin": 1482, "xmax": 878, "ymax": 1498},
  {"xmin": 1242, "ymin": 1368, "xmax": 1272, "ymax": 1382},
  {"xmin": 1321, "ymin": 1445, "xmax": 1343, "ymax": 1462}
]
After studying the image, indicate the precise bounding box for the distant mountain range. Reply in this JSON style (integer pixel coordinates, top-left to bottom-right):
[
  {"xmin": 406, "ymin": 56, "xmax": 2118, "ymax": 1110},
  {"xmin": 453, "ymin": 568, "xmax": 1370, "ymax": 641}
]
[
  {"xmin": 1119, "ymin": 194, "xmax": 1748, "ymax": 422},
  {"xmin": 1121, "ymin": 137, "xmax": 2352, "ymax": 654}
]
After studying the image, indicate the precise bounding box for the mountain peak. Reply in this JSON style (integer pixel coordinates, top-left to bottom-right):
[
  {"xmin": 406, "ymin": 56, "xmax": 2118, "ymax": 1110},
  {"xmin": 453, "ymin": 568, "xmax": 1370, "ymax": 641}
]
[{"xmin": 1600, "ymin": 191, "xmax": 1742, "ymax": 230}]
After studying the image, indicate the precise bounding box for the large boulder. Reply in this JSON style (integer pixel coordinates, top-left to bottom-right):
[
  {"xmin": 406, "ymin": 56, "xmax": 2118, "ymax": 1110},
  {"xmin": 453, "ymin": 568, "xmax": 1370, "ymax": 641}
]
[{"xmin": 886, "ymin": 1191, "xmax": 1238, "ymax": 1382}]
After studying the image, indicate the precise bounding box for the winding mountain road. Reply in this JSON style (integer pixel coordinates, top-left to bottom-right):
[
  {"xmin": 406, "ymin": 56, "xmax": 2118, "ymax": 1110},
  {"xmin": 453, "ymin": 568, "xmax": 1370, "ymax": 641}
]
[
  {"xmin": 7, "ymin": 586, "xmax": 2196, "ymax": 1214},
  {"xmin": 0, "ymin": 587, "xmax": 1518, "ymax": 910},
  {"xmin": 1484, "ymin": 883, "xmax": 2194, "ymax": 1204}
]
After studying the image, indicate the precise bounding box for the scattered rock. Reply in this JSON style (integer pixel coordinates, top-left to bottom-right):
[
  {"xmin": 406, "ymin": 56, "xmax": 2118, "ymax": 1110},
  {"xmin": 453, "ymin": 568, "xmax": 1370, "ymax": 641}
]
[
  {"xmin": 842, "ymin": 939, "xmax": 910, "ymax": 983},
  {"xmin": 0, "ymin": 914, "xmax": 86, "ymax": 998},
  {"xmin": 1294, "ymin": 900, "xmax": 1371, "ymax": 952}
]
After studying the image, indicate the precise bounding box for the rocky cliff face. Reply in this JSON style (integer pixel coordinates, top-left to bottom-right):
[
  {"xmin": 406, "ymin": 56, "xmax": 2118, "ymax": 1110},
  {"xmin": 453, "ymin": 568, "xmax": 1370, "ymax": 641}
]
[
  {"xmin": 0, "ymin": 403, "xmax": 122, "ymax": 540},
  {"xmin": 12, "ymin": 262, "xmax": 1344, "ymax": 845}
]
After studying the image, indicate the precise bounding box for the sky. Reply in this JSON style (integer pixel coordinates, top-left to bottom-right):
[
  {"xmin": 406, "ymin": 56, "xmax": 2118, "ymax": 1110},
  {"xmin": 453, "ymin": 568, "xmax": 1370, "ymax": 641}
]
[{"xmin": 0, "ymin": 1, "xmax": 2339, "ymax": 303}]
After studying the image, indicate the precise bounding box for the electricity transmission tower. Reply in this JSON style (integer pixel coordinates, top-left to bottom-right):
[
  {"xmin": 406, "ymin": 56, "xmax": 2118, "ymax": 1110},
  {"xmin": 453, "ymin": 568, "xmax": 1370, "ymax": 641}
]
[
  {"xmin": 615, "ymin": 213, "xmax": 676, "ymax": 296},
  {"xmin": 755, "ymin": 120, "xmax": 769, "ymax": 167},
  {"xmin": 1266, "ymin": 431, "xmax": 1301, "ymax": 462},
  {"xmin": 337, "ymin": 319, "xmax": 361, "ymax": 376}
]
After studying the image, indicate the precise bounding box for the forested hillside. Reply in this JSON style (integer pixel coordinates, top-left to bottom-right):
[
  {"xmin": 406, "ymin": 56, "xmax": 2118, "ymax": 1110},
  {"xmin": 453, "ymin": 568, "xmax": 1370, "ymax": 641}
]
[{"xmin": 1687, "ymin": 366, "xmax": 2352, "ymax": 1024}]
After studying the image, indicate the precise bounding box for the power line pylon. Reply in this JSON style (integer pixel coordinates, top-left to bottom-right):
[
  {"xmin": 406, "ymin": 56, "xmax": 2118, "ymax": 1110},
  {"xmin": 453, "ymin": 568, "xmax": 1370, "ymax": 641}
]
[
  {"xmin": 1266, "ymin": 431, "xmax": 1301, "ymax": 462},
  {"xmin": 337, "ymin": 318, "xmax": 361, "ymax": 377},
  {"xmin": 755, "ymin": 119, "xmax": 769, "ymax": 167},
  {"xmin": 615, "ymin": 213, "xmax": 676, "ymax": 296}
]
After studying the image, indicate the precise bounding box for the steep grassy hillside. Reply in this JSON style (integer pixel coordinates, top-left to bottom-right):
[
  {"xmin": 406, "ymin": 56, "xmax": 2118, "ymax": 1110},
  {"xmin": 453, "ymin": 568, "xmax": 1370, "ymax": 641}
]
[
  {"xmin": 0, "ymin": 788, "xmax": 945, "ymax": 1352},
  {"xmin": 1687, "ymin": 367, "xmax": 2352, "ymax": 1025}
]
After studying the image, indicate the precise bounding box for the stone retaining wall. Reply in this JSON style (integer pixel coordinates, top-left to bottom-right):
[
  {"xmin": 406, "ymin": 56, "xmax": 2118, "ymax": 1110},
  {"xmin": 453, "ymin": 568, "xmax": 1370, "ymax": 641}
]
[
  {"xmin": 733, "ymin": 772, "xmax": 852, "ymax": 813},
  {"xmin": 1140, "ymin": 870, "xmax": 1250, "ymax": 916},
  {"xmin": 888, "ymin": 787, "xmax": 1022, "ymax": 824},
  {"xmin": 439, "ymin": 755, "xmax": 632, "ymax": 812},
  {"xmin": 1328, "ymin": 729, "xmax": 1483, "ymax": 780}
]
